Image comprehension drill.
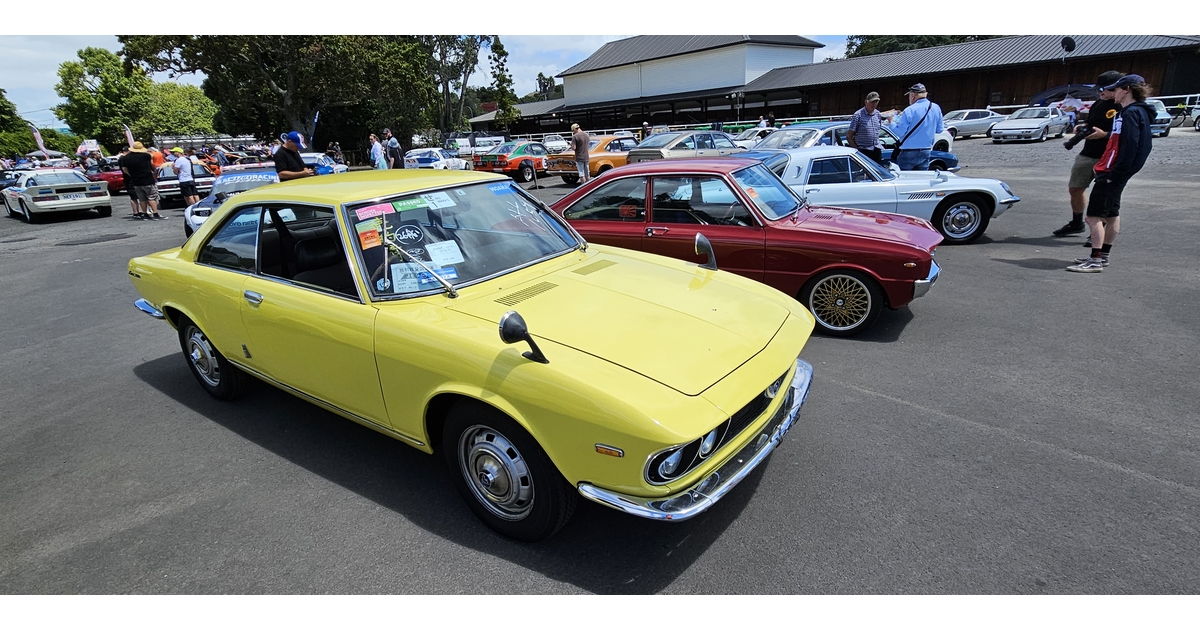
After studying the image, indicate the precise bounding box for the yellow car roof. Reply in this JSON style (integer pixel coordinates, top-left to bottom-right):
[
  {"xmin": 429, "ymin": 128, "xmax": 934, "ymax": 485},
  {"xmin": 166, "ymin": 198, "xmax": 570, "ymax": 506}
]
[{"xmin": 232, "ymin": 169, "xmax": 509, "ymax": 207}]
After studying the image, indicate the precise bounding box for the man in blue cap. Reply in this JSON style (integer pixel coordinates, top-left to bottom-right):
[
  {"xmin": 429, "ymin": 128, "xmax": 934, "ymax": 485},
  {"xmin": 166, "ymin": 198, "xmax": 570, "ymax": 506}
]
[
  {"xmin": 274, "ymin": 131, "xmax": 314, "ymax": 181},
  {"xmin": 1068, "ymin": 75, "xmax": 1156, "ymax": 273},
  {"xmin": 884, "ymin": 82, "xmax": 944, "ymax": 171}
]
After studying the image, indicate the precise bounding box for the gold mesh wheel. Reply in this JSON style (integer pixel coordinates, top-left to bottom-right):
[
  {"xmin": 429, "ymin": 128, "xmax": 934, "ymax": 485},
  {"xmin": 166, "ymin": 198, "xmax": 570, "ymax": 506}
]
[{"xmin": 809, "ymin": 273, "xmax": 873, "ymax": 332}]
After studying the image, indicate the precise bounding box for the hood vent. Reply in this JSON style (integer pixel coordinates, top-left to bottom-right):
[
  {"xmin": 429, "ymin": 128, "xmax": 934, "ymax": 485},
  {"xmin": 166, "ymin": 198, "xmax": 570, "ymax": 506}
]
[
  {"xmin": 810, "ymin": 213, "xmax": 839, "ymax": 220},
  {"xmin": 495, "ymin": 282, "xmax": 558, "ymax": 306},
  {"xmin": 573, "ymin": 259, "xmax": 617, "ymax": 275}
]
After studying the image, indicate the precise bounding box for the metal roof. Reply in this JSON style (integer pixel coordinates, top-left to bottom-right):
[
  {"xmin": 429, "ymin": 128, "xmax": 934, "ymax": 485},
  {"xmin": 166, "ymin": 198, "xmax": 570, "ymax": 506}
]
[
  {"xmin": 470, "ymin": 98, "xmax": 566, "ymax": 123},
  {"xmin": 558, "ymin": 35, "xmax": 825, "ymax": 77},
  {"xmin": 745, "ymin": 35, "xmax": 1200, "ymax": 92}
]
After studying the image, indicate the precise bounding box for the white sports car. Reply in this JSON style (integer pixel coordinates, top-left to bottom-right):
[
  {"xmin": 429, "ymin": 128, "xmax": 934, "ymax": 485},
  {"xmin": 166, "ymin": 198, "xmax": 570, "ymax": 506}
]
[
  {"xmin": 403, "ymin": 147, "xmax": 469, "ymax": 170},
  {"xmin": 2, "ymin": 168, "xmax": 112, "ymax": 223},
  {"xmin": 760, "ymin": 146, "xmax": 1019, "ymax": 244},
  {"xmin": 541, "ymin": 134, "xmax": 570, "ymax": 153},
  {"xmin": 731, "ymin": 126, "xmax": 778, "ymax": 148},
  {"xmin": 989, "ymin": 106, "xmax": 1072, "ymax": 143}
]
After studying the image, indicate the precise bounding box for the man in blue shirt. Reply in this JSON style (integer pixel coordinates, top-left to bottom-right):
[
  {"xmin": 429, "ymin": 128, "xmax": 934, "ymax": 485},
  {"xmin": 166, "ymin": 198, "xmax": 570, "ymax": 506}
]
[
  {"xmin": 884, "ymin": 83, "xmax": 944, "ymax": 171},
  {"xmin": 847, "ymin": 91, "xmax": 885, "ymax": 165}
]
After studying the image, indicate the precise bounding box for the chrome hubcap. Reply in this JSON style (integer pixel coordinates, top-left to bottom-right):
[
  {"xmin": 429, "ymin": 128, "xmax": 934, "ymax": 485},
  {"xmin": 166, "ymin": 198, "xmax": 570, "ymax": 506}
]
[
  {"xmin": 943, "ymin": 203, "xmax": 981, "ymax": 237},
  {"xmin": 185, "ymin": 327, "xmax": 220, "ymax": 387},
  {"xmin": 458, "ymin": 425, "xmax": 533, "ymax": 521},
  {"xmin": 811, "ymin": 275, "xmax": 871, "ymax": 331}
]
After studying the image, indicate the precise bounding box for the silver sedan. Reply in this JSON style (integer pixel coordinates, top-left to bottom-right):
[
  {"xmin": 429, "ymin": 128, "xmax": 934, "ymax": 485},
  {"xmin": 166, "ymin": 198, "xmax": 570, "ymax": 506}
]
[{"xmin": 942, "ymin": 109, "xmax": 1008, "ymax": 138}]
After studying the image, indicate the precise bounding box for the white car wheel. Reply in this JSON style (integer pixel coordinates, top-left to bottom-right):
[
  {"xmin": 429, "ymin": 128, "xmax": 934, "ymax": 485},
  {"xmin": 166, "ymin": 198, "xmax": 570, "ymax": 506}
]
[
  {"xmin": 3, "ymin": 195, "xmax": 14, "ymax": 218},
  {"xmin": 933, "ymin": 194, "xmax": 990, "ymax": 244},
  {"xmin": 1038, "ymin": 127, "xmax": 1048, "ymax": 142}
]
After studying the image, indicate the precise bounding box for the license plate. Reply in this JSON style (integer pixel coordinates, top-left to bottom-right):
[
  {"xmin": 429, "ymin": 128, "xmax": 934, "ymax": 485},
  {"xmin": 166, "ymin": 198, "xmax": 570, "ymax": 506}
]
[{"xmin": 61, "ymin": 193, "xmax": 84, "ymax": 199}]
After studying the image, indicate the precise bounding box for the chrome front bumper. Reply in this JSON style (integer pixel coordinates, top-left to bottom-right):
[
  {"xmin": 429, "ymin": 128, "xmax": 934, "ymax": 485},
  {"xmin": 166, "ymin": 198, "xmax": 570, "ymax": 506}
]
[
  {"xmin": 913, "ymin": 259, "xmax": 941, "ymax": 300},
  {"xmin": 134, "ymin": 299, "xmax": 164, "ymax": 319},
  {"xmin": 577, "ymin": 358, "xmax": 814, "ymax": 521}
]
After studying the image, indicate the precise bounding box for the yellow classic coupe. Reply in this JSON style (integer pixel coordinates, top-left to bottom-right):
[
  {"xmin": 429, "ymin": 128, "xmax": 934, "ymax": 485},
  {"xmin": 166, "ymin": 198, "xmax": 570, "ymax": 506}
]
[{"xmin": 129, "ymin": 169, "xmax": 816, "ymax": 541}]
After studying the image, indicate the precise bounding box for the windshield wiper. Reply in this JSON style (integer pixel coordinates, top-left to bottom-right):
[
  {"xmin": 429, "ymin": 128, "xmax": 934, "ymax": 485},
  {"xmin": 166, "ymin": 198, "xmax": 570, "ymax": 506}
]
[{"xmin": 384, "ymin": 235, "xmax": 459, "ymax": 299}]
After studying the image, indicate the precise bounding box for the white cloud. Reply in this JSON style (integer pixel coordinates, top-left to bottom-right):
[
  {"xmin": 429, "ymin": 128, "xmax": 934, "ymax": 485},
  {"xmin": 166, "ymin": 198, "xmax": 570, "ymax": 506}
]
[{"xmin": 810, "ymin": 35, "xmax": 849, "ymax": 62}]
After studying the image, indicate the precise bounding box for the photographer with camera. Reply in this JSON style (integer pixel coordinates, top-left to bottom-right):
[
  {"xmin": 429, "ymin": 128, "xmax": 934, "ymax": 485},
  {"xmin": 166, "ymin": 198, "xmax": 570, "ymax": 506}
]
[{"xmin": 1054, "ymin": 71, "xmax": 1124, "ymax": 238}]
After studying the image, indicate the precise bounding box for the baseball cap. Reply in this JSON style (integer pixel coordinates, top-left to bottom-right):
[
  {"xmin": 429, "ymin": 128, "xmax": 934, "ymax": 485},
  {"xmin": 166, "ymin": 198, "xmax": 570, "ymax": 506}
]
[
  {"xmin": 170, "ymin": 147, "xmax": 183, "ymax": 154},
  {"xmin": 865, "ymin": 91, "xmax": 880, "ymax": 102},
  {"xmin": 571, "ymin": 123, "xmax": 580, "ymax": 130},
  {"xmin": 905, "ymin": 83, "xmax": 927, "ymax": 94},
  {"xmin": 1103, "ymin": 74, "xmax": 1144, "ymax": 91},
  {"xmin": 383, "ymin": 128, "xmax": 392, "ymax": 134},
  {"xmin": 280, "ymin": 131, "xmax": 307, "ymax": 149},
  {"xmin": 1096, "ymin": 71, "xmax": 1124, "ymax": 89}
]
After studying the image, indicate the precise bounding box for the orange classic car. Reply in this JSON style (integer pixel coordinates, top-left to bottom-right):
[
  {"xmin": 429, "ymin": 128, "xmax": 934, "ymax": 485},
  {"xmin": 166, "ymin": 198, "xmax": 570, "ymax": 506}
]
[
  {"xmin": 472, "ymin": 140, "xmax": 550, "ymax": 183},
  {"xmin": 546, "ymin": 135, "xmax": 640, "ymax": 185}
]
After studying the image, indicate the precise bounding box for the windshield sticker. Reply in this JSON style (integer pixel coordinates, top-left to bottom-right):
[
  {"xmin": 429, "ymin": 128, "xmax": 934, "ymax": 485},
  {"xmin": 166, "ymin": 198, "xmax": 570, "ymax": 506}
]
[
  {"xmin": 746, "ymin": 187, "xmax": 759, "ymax": 198},
  {"xmin": 420, "ymin": 191, "xmax": 456, "ymax": 209},
  {"xmin": 417, "ymin": 267, "xmax": 458, "ymax": 284},
  {"xmin": 426, "ymin": 240, "xmax": 465, "ymax": 267},
  {"xmin": 356, "ymin": 203, "xmax": 395, "ymax": 220},
  {"xmin": 392, "ymin": 197, "xmax": 429, "ymax": 213},
  {"xmin": 389, "ymin": 220, "xmax": 426, "ymax": 248},
  {"xmin": 618, "ymin": 205, "xmax": 638, "ymax": 218},
  {"xmin": 389, "ymin": 262, "xmax": 424, "ymax": 292},
  {"xmin": 487, "ymin": 182, "xmax": 514, "ymax": 195},
  {"xmin": 376, "ymin": 277, "xmax": 391, "ymax": 292},
  {"xmin": 356, "ymin": 218, "xmax": 383, "ymax": 249}
]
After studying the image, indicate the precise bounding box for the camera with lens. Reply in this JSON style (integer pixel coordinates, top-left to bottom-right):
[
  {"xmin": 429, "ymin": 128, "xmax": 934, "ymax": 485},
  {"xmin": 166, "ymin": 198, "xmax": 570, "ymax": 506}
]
[{"xmin": 1064, "ymin": 125, "xmax": 1095, "ymax": 150}]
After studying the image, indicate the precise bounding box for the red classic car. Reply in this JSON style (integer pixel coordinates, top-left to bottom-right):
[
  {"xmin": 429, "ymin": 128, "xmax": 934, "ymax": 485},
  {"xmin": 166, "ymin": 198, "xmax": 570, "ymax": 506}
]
[
  {"xmin": 550, "ymin": 158, "xmax": 943, "ymax": 335},
  {"xmin": 85, "ymin": 163, "xmax": 125, "ymax": 193}
]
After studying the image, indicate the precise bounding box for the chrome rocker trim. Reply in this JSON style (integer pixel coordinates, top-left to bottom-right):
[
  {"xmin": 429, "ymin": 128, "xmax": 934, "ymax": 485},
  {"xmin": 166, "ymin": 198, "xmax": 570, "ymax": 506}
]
[
  {"xmin": 913, "ymin": 259, "xmax": 941, "ymax": 300},
  {"xmin": 577, "ymin": 358, "xmax": 814, "ymax": 521},
  {"xmin": 134, "ymin": 298, "xmax": 165, "ymax": 319}
]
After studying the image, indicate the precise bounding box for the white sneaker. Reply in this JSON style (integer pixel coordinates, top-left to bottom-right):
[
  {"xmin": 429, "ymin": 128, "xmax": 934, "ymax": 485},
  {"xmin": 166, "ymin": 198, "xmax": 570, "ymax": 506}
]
[
  {"xmin": 1074, "ymin": 256, "xmax": 1109, "ymax": 267},
  {"xmin": 1067, "ymin": 257, "xmax": 1105, "ymax": 273}
]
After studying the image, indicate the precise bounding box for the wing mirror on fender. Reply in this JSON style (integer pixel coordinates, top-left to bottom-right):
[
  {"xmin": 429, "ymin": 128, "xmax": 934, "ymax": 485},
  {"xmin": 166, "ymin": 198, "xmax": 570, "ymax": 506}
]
[
  {"xmin": 499, "ymin": 311, "xmax": 549, "ymax": 364},
  {"xmin": 695, "ymin": 233, "xmax": 718, "ymax": 271}
]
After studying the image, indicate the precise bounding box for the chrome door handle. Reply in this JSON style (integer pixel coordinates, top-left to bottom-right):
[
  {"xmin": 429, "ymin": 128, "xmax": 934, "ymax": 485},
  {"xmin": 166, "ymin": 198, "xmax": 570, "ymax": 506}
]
[
  {"xmin": 805, "ymin": 188, "xmax": 820, "ymax": 193},
  {"xmin": 646, "ymin": 226, "xmax": 670, "ymax": 236},
  {"xmin": 244, "ymin": 291, "xmax": 264, "ymax": 305}
]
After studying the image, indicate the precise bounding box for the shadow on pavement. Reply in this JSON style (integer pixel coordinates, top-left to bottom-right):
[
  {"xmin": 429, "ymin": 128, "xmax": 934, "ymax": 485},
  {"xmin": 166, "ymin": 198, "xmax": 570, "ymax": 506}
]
[
  {"xmin": 811, "ymin": 307, "xmax": 915, "ymax": 344},
  {"xmin": 988, "ymin": 235, "xmax": 1087, "ymax": 247},
  {"xmin": 990, "ymin": 257, "xmax": 1075, "ymax": 270},
  {"xmin": 133, "ymin": 354, "xmax": 765, "ymax": 594}
]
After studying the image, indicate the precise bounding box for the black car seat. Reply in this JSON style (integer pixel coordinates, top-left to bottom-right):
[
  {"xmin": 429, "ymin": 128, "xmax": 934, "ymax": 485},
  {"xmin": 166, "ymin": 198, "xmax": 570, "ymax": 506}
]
[{"xmin": 292, "ymin": 235, "xmax": 355, "ymax": 296}]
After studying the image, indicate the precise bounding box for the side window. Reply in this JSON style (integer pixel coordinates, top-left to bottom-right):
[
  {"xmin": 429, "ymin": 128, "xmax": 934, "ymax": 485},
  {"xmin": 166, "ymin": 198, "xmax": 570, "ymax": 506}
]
[
  {"xmin": 833, "ymin": 128, "xmax": 850, "ymax": 146},
  {"xmin": 258, "ymin": 204, "xmax": 354, "ymax": 297},
  {"xmin": 696, "ymin": 134, "xmax": 716, "ymax": 149},
  {"xmin": 605, "ymin": 141, "xmax": 620, "ymax": 152},
  {"xmin": 529, "ymin": 144, "xmax": 547, "ymax": 155},
  {"xmin": 878, "ymin": 128, "xmax": 898, "ymax": 149},
  {"xmin": 676, "ymin": 135, "xmax": 696, "ymax": 150},
  {"xmin": 197, "ymin": 206, "xmax": 260, "ymax": 272},
  {"xmin": 849, "ymin": 157, "xmax": 874, "ymax": 182},
  {"xmin": 713, "ymin": 134, "xmax": 736, "ymax": 149},
  {"xmin": 818, "ymin": 130, "xmax": 835, "ymax": 146},
  {"xmin": 807, "ymin": 158, "xmax": 852, "ymax": 185},
  {"xmin": 966, "ymin": 111, "xmax": 985, "ymax": 120},
  {"xmin": 563, "ymin": 176, "xmax": 646, "ymax": 222},
  {"xmin": 651, "ymin": 176, "xmax": 754, "ymax": 226},
  {"xmin": 621, "ymin": 139, "xmax": 638, "ymax": 151}
]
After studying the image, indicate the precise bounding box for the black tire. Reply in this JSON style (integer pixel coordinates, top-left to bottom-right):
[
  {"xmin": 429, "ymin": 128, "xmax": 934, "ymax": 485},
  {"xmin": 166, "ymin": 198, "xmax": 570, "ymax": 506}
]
[
  {"xmin": 560, "ymin": 174, "xmax": 579, "ymax": 185},
  {"xmin": 932, "ymin": 193, "xmax": 991, "ymax": 244},
  {"xmin": 20, "ymin": 199, "xmax": 39, "ymax": 223},
  {"xmin": 800, "ymin": 270, "xmax": 883, "ymax": 336},
  {"xmin": 1161, "ymin": 127, "xmax": 1170, "ymax": 137},
  {"xmin": 443, "ymin": 400, "xmax": 576, "ymax": 542},
  {"xmin": 1037, "ymin": 127, "xmax": 1048, "ymax": 142},
  {"xmin": 178, "ymin": 316, "xmax": 246, "ymax": 400},
  {"xmin": 930, "ymin": 160, "xmax": 947, "ymax": 171},
  {"xmin": 597, "ymin": 164, "xmax": 612, "ymax": 175},
  {"xmin": 992, "ymin": 138, "xmax": 1002, "ymax": 144},
  {"xmin": 3, "ymin": 196, "xmax": 14, "ymax": 218},
  {"xmin": 947, "ymin": 128, "xmax": 958, "ymax": 138},
  {"xmin": 97, "ymin": 205, "xmax": 112, "ymax": 217},
  {"xmin": 515, "ymin": 161, "xmax": 535, "ymax": 183},
  {"xmin": 184, "ymin": 222, "xmax": 193, "ymax": 238},
  {"xmin": 933, "ymin": 140, "xmax": 949, "ymax": 152}
]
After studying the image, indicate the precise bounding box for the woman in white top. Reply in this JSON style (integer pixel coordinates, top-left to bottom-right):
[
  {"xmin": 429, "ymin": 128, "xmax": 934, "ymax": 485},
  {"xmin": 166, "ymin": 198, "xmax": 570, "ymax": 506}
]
[{"xmin": 369, "ymin": 134, "xmax": 386, "ymax": 170}]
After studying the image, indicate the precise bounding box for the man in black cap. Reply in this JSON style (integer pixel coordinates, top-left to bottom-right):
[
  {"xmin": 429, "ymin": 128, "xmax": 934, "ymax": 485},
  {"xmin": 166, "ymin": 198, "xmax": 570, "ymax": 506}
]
[
  {"xmin": 384, "ymin": 128, "xmax": 402, "ymax": 169},
  {"xmin": 883, "ymin": 82, "xmax": 944, "ymax": 171},
  {"xmin": 1067, "ymin": 75, "xmax": 1156, "ymax": 273},
  {"xmin": 274, "ymin": 131, "xmax": 314, "ymax": 181},
  {"xmin": 1055, "ymin": 70, "xmax": 1124, "ymax": 237}
]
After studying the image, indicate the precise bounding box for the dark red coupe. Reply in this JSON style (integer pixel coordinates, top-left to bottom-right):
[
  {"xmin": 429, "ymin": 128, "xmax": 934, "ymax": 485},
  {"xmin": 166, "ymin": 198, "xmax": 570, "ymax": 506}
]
[
  {"xmin": 549, "ymin": 158, "xmax": 943, "ymax": 335},
  {"xmin": 85, "ymin": 163, "xmax": 125, "ymax": 193}
]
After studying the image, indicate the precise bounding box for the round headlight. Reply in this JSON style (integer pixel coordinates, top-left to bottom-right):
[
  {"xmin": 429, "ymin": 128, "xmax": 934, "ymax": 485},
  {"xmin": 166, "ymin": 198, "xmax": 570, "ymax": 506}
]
[
  {"xmin": 699, "ymin": 428, "xmax": 718, "ymax": 457},
  {"xmin": 658, "ymin": 449, "xmax": 684, "ymax": 477}
]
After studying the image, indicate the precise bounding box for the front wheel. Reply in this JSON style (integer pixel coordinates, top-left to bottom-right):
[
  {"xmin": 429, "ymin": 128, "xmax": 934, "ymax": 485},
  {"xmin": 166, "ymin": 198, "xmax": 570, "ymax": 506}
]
[
  {"xmin": 933, "ymin": 194, "xmax": 991, "ymax": 244},
  {"xmin": 443, "ymin": 400, "xmax": 576, "ymax": 541},
  {"xmin": 933, "ymin": 140, "xmax": 949, "ymax": 152},
  {"xmin": 560, "ymin": 174, "xmax": 579, "ymax": 185},
  {"xmin": 1037, "ymin": 127, "xmax": 1048, "ymax": 142},
  {"xmin": 178, "ymin": 316, "xmax": 246, "ymax": 400},
  {"xmin": 801, "ymin": 270, "xmax": 883, "ymax": 336},
  {"xmin": 515, "ymin": 161, "xmax": 535, "ymax": 183},
  {"xmin": 930, "ymin": 160, "xmax": 947, "ymax": 171},
  {"xmin": 3, "ymin": 195, "xmax": 14, "ymax": 218},
  {"xmin": 1161, "ymin": 127, "xmax": 1170, "ymax": 137}
]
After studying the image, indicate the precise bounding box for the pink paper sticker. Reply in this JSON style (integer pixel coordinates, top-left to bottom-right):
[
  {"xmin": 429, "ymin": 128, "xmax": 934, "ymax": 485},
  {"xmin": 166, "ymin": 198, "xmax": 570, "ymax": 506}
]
[{"xmin": 356, "ymin": 203, "xmax": 395, "ymax": 220}]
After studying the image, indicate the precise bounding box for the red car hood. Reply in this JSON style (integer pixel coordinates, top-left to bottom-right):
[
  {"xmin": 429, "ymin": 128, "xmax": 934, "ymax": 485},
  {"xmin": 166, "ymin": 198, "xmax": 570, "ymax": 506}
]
[{"xmin": 779, "ymin": 205, "xmax": 942, "ymax": 251}]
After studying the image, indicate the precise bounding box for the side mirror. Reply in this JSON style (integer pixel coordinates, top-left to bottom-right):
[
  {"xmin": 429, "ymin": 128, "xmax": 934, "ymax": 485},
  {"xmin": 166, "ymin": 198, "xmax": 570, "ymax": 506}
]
[
  {"xmin": 695, "ymin": 232, "xmax": 718, "ymax": 271},
  {"xmin": 499, "ymin": 310, "xmax": 549, "ymax": 364}
]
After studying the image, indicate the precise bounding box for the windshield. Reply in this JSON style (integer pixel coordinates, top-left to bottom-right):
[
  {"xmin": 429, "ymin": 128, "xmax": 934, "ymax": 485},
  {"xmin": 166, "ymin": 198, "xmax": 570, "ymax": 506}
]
[
  {"xmin": 1149, "ymin": 100, "xmax": 1167, "ymax": 114},
  {"xmin": 637, "ymin": 133, "xmax": 681, "ymax": 149},
  {"xmin": 28, "ymin": 172, "xmax": 89, "ymax": 185},
  {"xmin": 544, "ymin": 135, "xmax": 563, "ymax": 142},
  {"xmin": 213, "ymin": 172, "xmax": 278, "ymax": 196},
  {"xmin": 734, "ymin": 128, "xmax": 764, "ymax": 140},
  {"xmin": 943, "ymin": 111, "xmax": 967, "ymax": 121},
  {"xmin": 1013, "ymin": 108, "xmax": 1050, "ymax": 119},
  {"xmin": 489, "ymin": 143, "xmax": 519, "ymax": 154},
  {"xmin": 346, "ymin": 180, "xmax": 579, "ymax": 299},
  {"xmin": 730, "ymin": 164, "xmax": 800, "ymax": 221},
  {"xmin": 755, "ymin": 128, "xmax": 820, "ymax": 149}
]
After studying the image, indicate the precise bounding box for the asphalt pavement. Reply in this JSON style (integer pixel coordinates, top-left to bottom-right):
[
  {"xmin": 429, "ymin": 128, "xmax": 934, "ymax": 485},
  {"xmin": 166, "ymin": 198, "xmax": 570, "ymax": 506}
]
[{"xmin": 1, "ymin": 127, "xmax": 1198, "ymax": 594}]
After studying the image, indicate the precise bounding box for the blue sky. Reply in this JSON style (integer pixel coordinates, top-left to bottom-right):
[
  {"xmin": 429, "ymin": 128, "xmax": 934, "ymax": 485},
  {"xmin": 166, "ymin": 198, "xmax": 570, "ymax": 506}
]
[{"xmin": 0, "ymin": 35, "xmax": 848, "ymax": 131}]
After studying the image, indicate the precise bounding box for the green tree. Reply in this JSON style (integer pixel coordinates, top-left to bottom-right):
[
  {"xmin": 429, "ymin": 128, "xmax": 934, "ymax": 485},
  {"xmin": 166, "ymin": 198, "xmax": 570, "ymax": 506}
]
[
  {"xmin": 422, "ymin": 35, "xmax": 492, "ymax": 135},
  {"xmin": 518, "ymin": 73, "xmax": 563, "ymax": 103},
  {"xmin": 128, "ymin": 82, "xmax": 218, "ymax": 140},
  {"xmin": 845, "ymin": 36, "xmax": 1002, "ymax": 58},
  {"xmin": 0, "ymin": 128, "xmax": 90, "ymax": 158},
  {"xmin": 0, "ymin": 88, "xmax": 23, "ymax": 133},
  {"xmin": 52, "ymin": 47, "xmax": 151, "ymax": 147},
  {"xmin": 487, "ymin": 37, "xmax": 520, "ymax": 131}
]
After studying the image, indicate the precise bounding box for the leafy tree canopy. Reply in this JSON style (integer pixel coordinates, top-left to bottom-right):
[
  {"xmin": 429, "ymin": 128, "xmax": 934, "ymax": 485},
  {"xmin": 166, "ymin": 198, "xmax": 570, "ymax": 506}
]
[
  {"xmin": 53, "ymin": 47, "xmax": 152, "ymax": 147},
  {"xmin": 487, "ymin": 37, "xmax": 520, "ymax": 131},
  {"xmin": 0, "ymin": 88, "xmax": 24, "ymax": 133},
  {"xmin": 845, "ymin": 36, "xmax": 1001, "ymax": 58},
  {"xmin": 518, "ymin": 73, "xmax": 563, "ymax": 104}
]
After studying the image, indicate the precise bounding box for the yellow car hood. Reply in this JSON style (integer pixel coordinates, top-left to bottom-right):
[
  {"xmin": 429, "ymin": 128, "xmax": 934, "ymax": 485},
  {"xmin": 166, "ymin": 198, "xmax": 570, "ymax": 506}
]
[{"xmin": 448, "ymin": 254, "xmax": 789, "ymax": 396}]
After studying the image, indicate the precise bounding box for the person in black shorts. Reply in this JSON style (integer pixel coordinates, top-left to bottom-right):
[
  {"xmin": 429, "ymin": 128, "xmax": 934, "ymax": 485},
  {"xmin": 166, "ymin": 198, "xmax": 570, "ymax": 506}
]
[{"xmin": 274, "ymin": 131, "xmax": 314, "ymax": 181}]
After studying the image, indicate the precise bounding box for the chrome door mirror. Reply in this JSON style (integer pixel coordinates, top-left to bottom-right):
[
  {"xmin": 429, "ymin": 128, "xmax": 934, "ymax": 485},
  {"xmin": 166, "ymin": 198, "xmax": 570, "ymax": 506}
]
[{"xmin": 695, "ymin": 233, "xmax": 718, "ymax": 271}]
